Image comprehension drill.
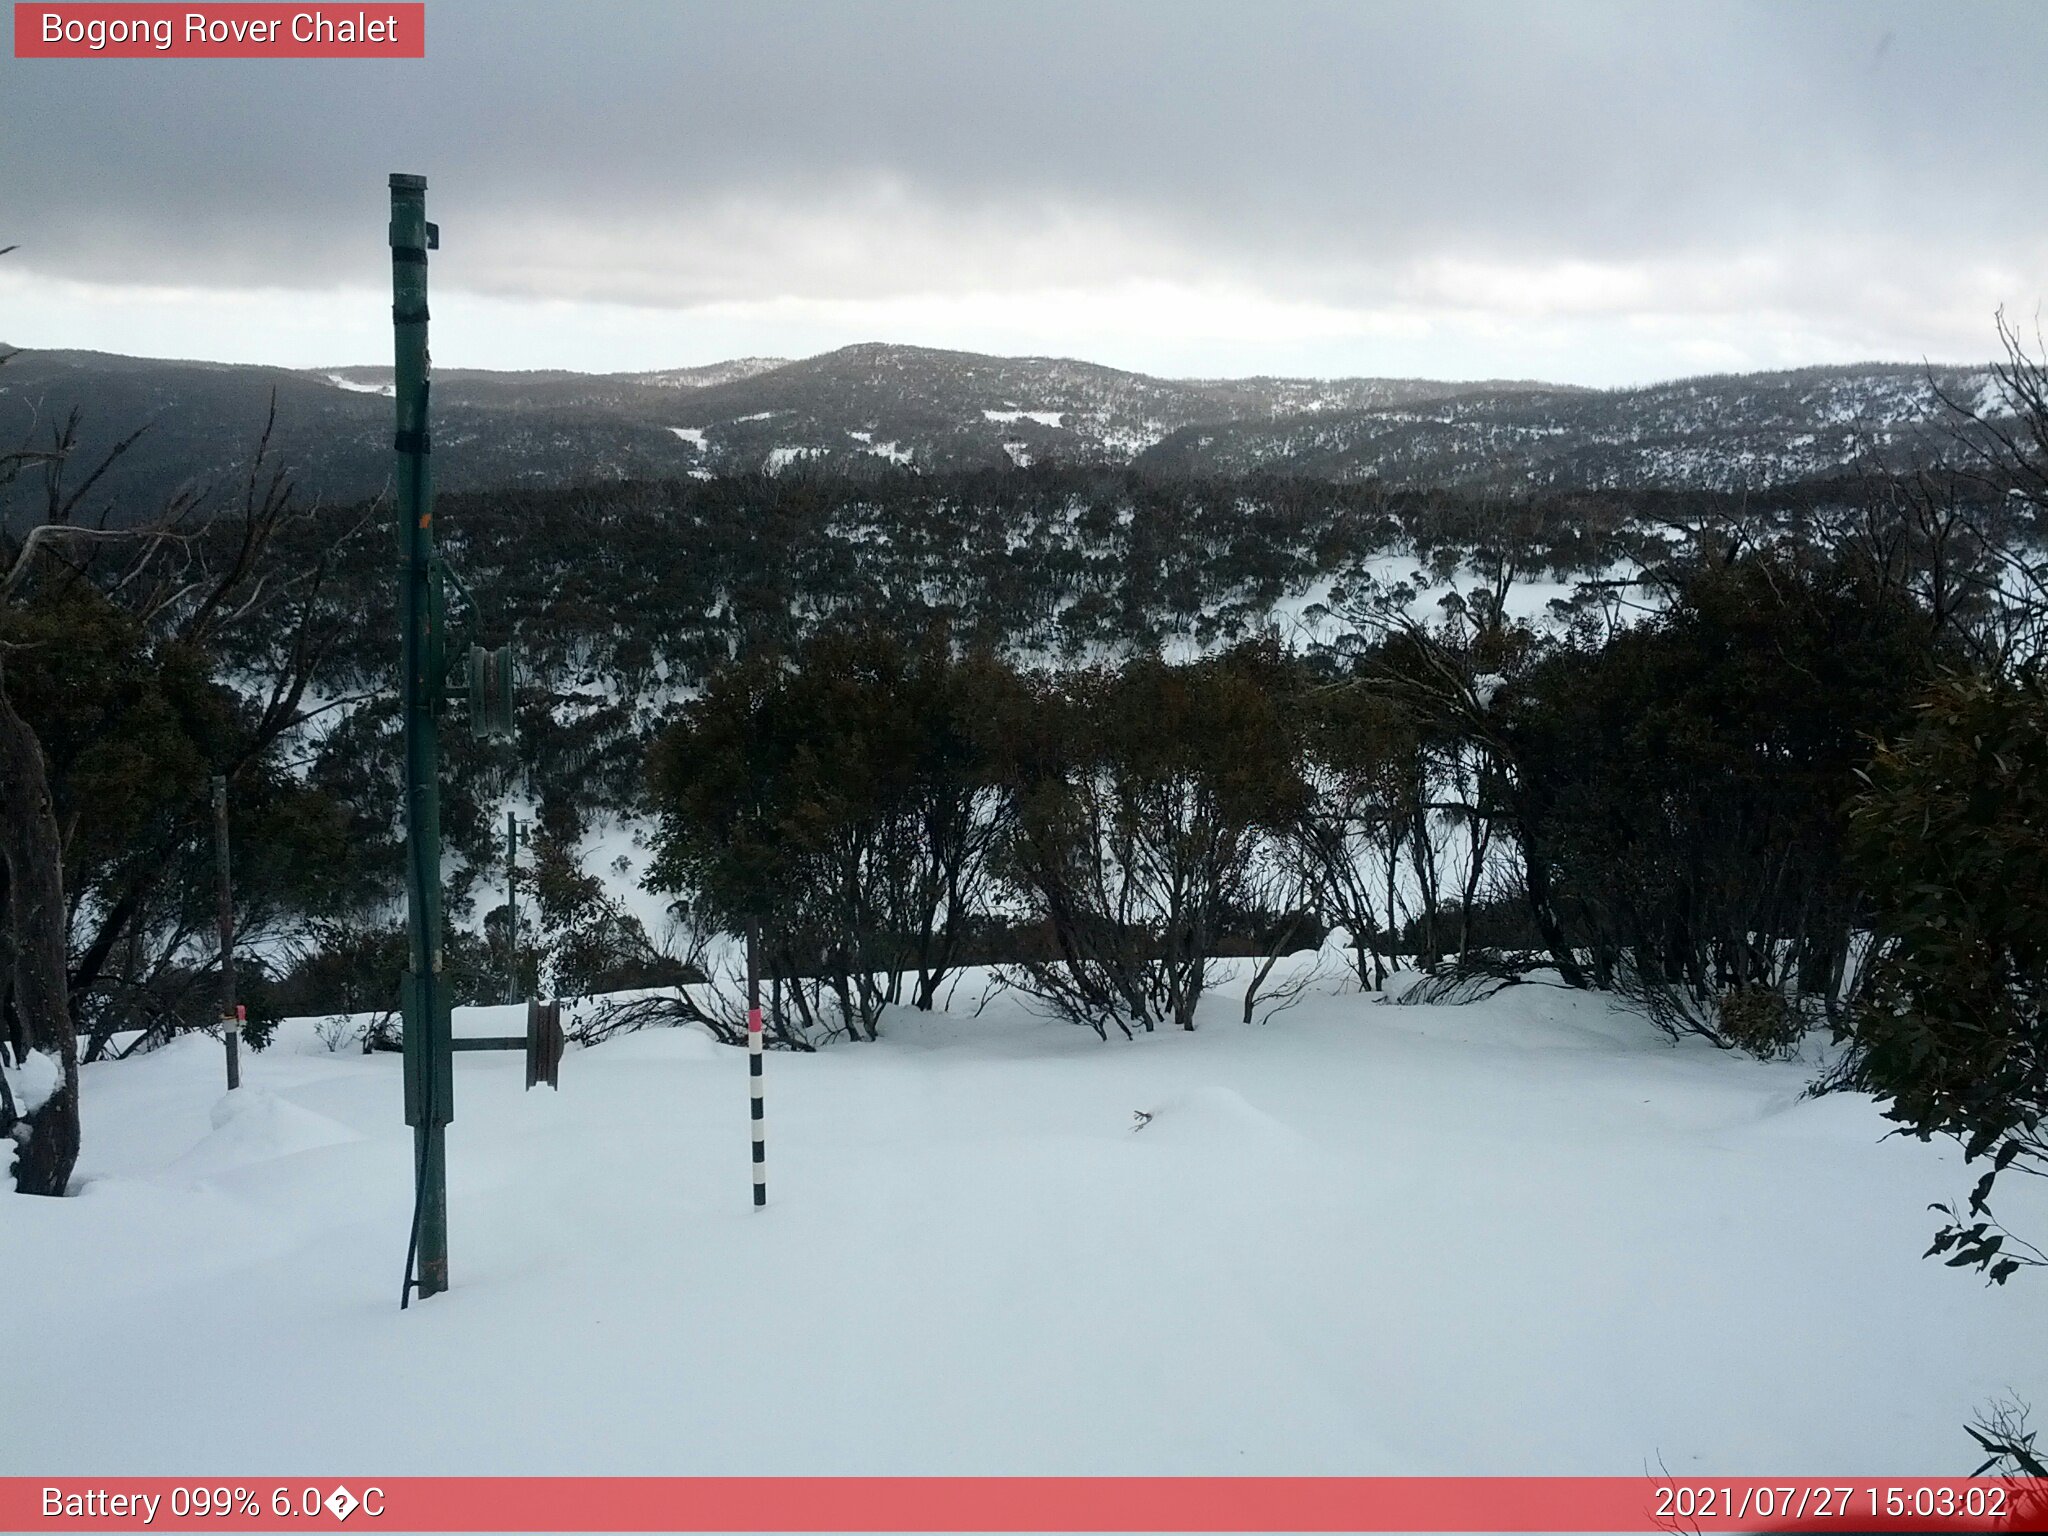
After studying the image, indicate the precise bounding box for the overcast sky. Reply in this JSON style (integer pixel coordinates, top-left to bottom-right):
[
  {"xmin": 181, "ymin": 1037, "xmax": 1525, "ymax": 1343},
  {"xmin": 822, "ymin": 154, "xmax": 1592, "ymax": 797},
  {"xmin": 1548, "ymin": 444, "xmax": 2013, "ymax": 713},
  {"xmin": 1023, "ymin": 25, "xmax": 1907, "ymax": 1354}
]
[{"xmin": 3, "ymin": 0, "xmax": 2043, "ymax": 385}]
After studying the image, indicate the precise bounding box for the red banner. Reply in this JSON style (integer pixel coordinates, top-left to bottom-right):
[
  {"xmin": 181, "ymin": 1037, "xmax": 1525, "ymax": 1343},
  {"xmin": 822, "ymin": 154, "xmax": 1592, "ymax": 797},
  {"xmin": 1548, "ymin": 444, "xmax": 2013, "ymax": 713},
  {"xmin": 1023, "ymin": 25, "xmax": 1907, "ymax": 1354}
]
[
  {"xmin": 5, "ymin": 1477, "xmax": 2048, "ymax": 1532},
  {"xmin": 13, "ymin": 4, "xmax": 424, "ymax": 58}
]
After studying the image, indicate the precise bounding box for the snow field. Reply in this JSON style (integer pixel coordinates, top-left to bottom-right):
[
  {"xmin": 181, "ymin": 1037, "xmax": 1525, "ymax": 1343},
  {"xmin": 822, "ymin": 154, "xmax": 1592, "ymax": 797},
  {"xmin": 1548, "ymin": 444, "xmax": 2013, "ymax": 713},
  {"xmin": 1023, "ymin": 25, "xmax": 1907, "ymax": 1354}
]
[{"xmin": 9, "ymin": 958, "xmax": 2045, "ymax": 1479}]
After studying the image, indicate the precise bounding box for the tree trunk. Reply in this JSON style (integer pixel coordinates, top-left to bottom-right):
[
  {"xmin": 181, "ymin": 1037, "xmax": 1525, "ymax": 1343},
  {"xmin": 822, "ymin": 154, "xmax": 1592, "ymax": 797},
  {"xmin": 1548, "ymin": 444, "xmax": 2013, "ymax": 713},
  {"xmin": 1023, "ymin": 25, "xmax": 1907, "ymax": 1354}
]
[
  {"xmin": 0, "ymin": 683, "xmax": 80, "ymax": 1196},
  {"xmin": 1243, "ymin": 912, "xmax": 1305, "ymax": 1024},
  {"xmin": 1516, "ymin": 824, "xmax": 1587, "ymax": 990}
]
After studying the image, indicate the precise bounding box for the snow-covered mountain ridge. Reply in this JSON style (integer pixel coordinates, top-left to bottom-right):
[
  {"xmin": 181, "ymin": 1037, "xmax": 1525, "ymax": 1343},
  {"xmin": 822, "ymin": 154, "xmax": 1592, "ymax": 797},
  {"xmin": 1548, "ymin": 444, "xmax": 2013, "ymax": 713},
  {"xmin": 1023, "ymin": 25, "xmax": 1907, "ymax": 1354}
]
[{"xmin": 0, "ymin": 342, "xmax": 2002, "ymax": 519}]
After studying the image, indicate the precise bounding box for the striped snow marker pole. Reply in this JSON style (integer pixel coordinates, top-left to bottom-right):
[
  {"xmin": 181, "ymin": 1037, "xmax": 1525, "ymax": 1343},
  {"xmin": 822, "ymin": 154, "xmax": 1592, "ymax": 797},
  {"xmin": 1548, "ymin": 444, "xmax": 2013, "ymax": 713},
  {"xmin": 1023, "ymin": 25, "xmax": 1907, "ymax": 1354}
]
[
  {"xmin": 747, "ymin": 919, "xmax": 766, "ymax": 1206},
  {"xmin": 748, "ymin": 1006, "xmax": 766, "ymax": 1204}
]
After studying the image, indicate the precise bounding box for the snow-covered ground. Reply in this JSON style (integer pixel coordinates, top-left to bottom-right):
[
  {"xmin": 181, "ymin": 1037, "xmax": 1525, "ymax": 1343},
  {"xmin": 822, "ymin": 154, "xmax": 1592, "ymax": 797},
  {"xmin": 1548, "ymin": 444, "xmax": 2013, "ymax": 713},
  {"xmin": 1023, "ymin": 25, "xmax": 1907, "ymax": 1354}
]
[
  {"xmin": 575, "ymin": 810, "xmax": 674, "ymax": 943},
  {"xmin": 764, "ymin": 446, "xmax": 825, "ymax": 474},
  {"xmin": 982, "ymin": 408, "xmax": 1066, "ymax": 428},
  {"xmin": 323, "ymin": 372, "xmax": 395, "ymax": 397},
  {"xmin": 10, "ymin": 959, "xmax": 2043, "ymax": 1477}
]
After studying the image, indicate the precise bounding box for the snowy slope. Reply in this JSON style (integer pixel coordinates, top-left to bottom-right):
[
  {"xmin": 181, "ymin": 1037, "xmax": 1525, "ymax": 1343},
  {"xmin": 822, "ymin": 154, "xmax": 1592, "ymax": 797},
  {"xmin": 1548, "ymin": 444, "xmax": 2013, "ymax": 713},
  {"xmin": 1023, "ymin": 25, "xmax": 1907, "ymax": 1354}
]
[{"xmin": 9, "ymin": 962, "xmax": 2042, "ymax": 1477}]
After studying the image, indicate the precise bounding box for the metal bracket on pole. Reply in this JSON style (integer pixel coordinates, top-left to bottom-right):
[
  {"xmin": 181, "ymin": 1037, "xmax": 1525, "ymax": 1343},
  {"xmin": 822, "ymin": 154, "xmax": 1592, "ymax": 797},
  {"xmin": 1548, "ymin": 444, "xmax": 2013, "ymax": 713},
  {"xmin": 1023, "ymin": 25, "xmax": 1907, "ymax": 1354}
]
[
  {"xmin": 468, "ymin": 644, "xmax": 517, "ymax": 739},
  {"xmin": 525, "ymin": 1000, "xmax": 564, "ymax": 1090},
  {"xmin": 443, "ymin": 1002, "xmax": 561, "ymax": 1091}
]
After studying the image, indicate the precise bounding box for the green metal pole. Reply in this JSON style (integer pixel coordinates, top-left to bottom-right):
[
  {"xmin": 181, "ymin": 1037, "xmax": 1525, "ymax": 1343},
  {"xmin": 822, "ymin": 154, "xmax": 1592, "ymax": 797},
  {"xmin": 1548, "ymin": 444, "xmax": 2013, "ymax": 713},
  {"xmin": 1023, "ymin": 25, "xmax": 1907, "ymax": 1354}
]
[
  {"xmin": 505, "ymin": 810, "xmax": 520, "ymax": 1005},
  {"xmin": 392, "ymin": 172, "xmax": 451, "ymax": 1303}
]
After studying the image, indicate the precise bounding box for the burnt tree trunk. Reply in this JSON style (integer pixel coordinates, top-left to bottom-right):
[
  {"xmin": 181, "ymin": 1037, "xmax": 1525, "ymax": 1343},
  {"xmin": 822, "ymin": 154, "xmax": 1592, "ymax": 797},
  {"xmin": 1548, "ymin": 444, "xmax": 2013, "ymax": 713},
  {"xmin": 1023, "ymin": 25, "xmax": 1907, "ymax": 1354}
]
[{"xmin": 0, "ymin": 680, "xmax": 79, "ymax": 1196}]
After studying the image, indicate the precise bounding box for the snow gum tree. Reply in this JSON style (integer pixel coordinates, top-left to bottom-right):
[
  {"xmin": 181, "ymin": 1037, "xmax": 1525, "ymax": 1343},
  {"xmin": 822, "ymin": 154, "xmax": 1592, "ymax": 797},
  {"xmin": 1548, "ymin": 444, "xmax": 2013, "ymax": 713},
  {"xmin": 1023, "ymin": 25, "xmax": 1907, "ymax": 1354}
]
[
  {"xmin": 998, "ymin": 646, "xmax": 1307, "ymax": 1035},
  {"xmin": 1289, "ymin": 680, "xmax": 1423, "ymax": 990},
  {"xmin": 1849, "ymin": 667, "xmax": 2048, "ymax": 1284},
  {"xmin": 3, "ymin": 335, "xmax": 331, "ymax": 1194},
  {"xmin": 647, "ymin": 624, "xmax": 1020, "ymax": 1042},
  {"xmin": 1495, "ymin": 548, "xmax": 1937, "ymax": 1037},
  {"xmin": 1844, "ymin": 320, "xmax": 2048, "ymax": 1285}
]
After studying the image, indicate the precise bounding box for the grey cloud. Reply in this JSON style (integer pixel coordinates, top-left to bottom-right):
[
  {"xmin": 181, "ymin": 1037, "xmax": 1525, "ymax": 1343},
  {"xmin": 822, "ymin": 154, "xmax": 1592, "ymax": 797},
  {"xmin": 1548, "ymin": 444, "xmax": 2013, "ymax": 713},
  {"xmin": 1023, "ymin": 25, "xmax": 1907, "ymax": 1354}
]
[{"xmin": 3, "ymin": 0, "xmax": 2044, "ymax": 358}]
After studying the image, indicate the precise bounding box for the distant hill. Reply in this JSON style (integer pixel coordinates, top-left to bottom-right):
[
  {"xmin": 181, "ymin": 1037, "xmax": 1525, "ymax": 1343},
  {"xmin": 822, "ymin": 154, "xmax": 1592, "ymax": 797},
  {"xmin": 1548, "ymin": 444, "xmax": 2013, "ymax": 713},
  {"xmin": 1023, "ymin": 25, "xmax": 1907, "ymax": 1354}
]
[
  {"xmin": 1135, "ymin": 364, "xmax": 2004, "ymax": 491},
  {"xmin": 0, "ymin": 341, "xmax": 1996, "ymax": 521}
]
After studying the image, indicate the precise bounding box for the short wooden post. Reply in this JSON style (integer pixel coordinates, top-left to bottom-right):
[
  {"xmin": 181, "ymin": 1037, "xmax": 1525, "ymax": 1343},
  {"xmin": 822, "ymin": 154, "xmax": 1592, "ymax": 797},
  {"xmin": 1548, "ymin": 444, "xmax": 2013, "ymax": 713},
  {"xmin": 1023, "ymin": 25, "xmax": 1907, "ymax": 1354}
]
[{"xmin": 212, "ymin": 775, "xmax": 240, "ymax": 1092}]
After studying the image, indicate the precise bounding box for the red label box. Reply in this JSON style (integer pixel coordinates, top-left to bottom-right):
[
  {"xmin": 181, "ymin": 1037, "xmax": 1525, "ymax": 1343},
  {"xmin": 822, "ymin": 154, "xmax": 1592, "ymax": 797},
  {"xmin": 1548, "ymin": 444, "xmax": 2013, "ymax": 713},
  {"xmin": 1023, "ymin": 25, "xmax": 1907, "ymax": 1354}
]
[
  {"xmin": 4, "ymin": 1476, "xmax": 2048, "ymax": 1532},
  {"xmin": 14, "ymin": 3, "xmax": 424, "ymax": 57}
]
